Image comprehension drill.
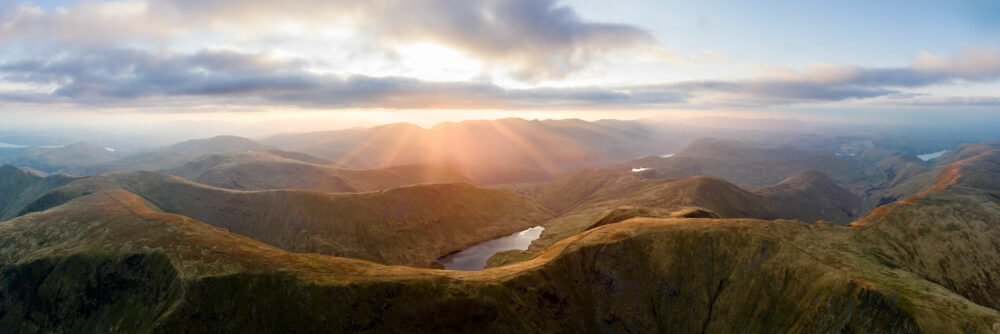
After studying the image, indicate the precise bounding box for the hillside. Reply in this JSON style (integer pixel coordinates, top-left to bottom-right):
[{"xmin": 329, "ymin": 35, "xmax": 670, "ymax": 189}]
[
  {"xmin": 0, "ymin": 165, "xmax": 76, "ymax": 220},
  {"xmin": 2, "ymin": 160, "xmax": 1000, "ymax": 331},
  {"xmin": 518, "ymin": 168, "xmax": 862, "ymax": 259},
  {"xmin": 164, "ymin": 151, "xmax": 471, "ymax": 192},
  {"xmin": 20, "ymin": 171, "xmax": 551, "ymax": 267},
  {"xmin": 261, "ymin": 118, "xmax": 679, "ymax": 184},
  {"xmin": 161, "ymin": 135, "xmax": 273, "ymax": 155},
  {"xmin": 620, "ymin": 138, "xmax": 871, "ymax": 187},
  {"xmin": 58, "ymin": 136, "xmax": 298, "ymax": 176}
]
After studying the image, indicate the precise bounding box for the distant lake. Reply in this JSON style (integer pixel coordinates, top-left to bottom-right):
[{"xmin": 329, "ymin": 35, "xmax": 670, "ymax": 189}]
[
  {"xmin": 438, "ymin": 226, "xmax": 544, "ymax": 271},
  {"xmin": 0, "ymin": 142, "xmax": 26, "ymax": 148},
  {"xmin": 917, "ymin": 150, "xmax": 949, "ymax": 161}
]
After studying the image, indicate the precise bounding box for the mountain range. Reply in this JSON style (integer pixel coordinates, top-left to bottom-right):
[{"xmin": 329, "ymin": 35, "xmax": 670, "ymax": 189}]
[{"xmin": 2, "ymin": 118, "xmax": 1000, "ymax": 332}]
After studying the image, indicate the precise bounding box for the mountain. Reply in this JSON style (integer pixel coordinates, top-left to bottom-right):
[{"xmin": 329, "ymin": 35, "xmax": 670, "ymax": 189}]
[
  {"xmin": 1, "ymin": 142, "xmax": 118, "ymax": 173},
  {"xmin": 160, "ymin": 135, "xmax": 273, "ymax": 155},
  {"xmin": 48, "ymin": 135, "xmax": 280, "ymax": 176},
  {"xmin": 754, "ymin": 170, "xmax": 860, "ymax": 223},
  {"xmin": 518, "ymin": 168, "xmax": 861, "ymax": 258},
  {"xmin": 163, "ymin": 151, "xmax": 470, "ymax": 192},
  {"xmin": 674, "ymin": 138, "xmax": 814, "ymax": 160},
  {"xmin": 620, "ymin": 138, "xmax": 871, "ymax": 187},
  {"xmin": 0, "ymin": 165, "xmax": 75, "ymax": 220},
  {"xmin": 3, "ymin": 151, "xmax": 1000, "ymax": 331},
  {"xmin": 19, "ymin": 171, "xmax": 551, "ymax": 268},
  {"xmin": 261, "ymin": 118, "xmax": 680, "ymax": 184}
]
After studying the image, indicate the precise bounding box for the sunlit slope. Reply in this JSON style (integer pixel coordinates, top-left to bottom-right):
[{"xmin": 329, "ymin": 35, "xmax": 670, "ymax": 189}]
[
  {"xmin": 2, "ymin": 188, "xmax": 998, "ymax": 332},
  {"xmin": 22, "ymin": 171, "xmax": 551, "ymax": 267},
  {"xmin": 262, "ymin": 118, "xmax": 678, "ymax": 184},
  {"xmin": 858, "ymin": 142, "xmax": 1000, "ymax": 213},
  {"xmin": 165, "ymin": 151, "xmax": 471, "ymax": 192},
  {"xmin": 850, "ymin": 149, "xmax": 1000, "ymax": 310},
  {"xmin": 523, "ymin": 168, "xmax": 861, "ymax": 256}
]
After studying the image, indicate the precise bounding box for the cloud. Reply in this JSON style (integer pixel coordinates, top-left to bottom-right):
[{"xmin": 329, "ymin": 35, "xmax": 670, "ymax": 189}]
[
  {"xmin": 0, "ymin": 0, "xmax": 653, "ymax": 80},
  {"xmin": 913, "ymin": 47, "xmax": 1000, "ymax": 80},
  {"xmin": 657, "ymin": 47, "xmax": 1000, "ymax": 105},
  {"xmin": 366, "ymin": 0, "xmax": 654, "ymax": 80},
  {"xmin": 0, "ymin": 48, "xmax": 685, "ymax": 109},
  {"xmin": 890, "ymin": 95, "xmax": 1000, "ymax": 106}
]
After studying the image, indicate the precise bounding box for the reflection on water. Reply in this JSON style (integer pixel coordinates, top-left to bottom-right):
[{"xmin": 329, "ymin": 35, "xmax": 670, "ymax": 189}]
[
  {"xmin": 917, "ymin": 150, "xmax": 949, "ymax": 161},
  {"xmin": 438, "ymin": 226, "xmax": 544, "ymax": 271}
]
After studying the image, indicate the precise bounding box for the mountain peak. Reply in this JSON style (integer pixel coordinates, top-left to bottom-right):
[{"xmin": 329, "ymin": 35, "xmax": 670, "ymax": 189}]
[{"xmin": 163, "ymin": 135, "xmax": 270, "ymax": 155}]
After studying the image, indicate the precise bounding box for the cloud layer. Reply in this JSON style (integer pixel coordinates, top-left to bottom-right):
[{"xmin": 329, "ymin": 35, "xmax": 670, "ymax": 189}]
[
  {"xmin": 2, "ymin": 1, "xmax": 1000, "ymax": 112},
  {"xmin": 1, "ymin": 0, "xmax": 652, "ymax": 80}
]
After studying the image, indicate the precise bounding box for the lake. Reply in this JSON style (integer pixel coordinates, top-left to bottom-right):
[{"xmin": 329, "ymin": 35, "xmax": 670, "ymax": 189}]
[
  {"xmin": 917, "ymin": 150, "xmax": 949, "ymax": 161},
  {"xmin": 438, "ymin": 226, "xmax": 544, "ymax": 271}
]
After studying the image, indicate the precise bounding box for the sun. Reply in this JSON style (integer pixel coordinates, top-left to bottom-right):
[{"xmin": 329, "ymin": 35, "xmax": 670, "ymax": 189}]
[{"xmin": 394, "ymin": 43, "xmax": 483, "ymax": 81}]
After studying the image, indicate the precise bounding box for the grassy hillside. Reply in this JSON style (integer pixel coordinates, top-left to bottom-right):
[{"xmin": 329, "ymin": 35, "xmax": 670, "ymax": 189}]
[
  {"xmin": 23, "ymin": 171, "xmax": 551, "ymax": 267},
  {"xmin": 521, "ymin": 168, "xmax": 862, "ymax": 258},
  {"xmin": 164, "ymin": 151, "xmax": 471, "ymax": 192},
  {"xmin": 2, "ymin": 180, "xmax": 999, "ymax": 332}
]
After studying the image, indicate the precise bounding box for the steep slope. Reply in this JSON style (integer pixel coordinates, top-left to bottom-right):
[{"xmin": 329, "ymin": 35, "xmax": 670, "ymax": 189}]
[
  {"xmin": 1, "ymin": 188, "xmax": 998, "ymax": 332},
  {"xmin": 850, "ymin": 150, "xmax": 1000, "ymax": 310},
  {"xmin": 164, "ymin": 151, "xmax": 471, "ymax": 192},
  {"xmin": 24, "ymin": 171, "xmax": 551, "ymax": 267},
  {"xmin": 0, "ymin": 165, "xmax": 75, "ymax": 220},
  {"xmin": 755, "ymin": 169, "xmax": 861, "ymax": 223}
]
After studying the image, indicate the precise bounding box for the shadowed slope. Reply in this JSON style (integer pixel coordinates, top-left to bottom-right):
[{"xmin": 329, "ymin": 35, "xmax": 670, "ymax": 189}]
[{"xmin": 0, "ymin": 165, "xmax": 75, "ymax": 221}]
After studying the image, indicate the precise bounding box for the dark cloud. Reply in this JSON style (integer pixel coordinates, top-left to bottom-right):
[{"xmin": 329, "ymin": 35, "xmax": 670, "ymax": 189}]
[
  {"xmin": 3, "ymin": 46, "xmax": 1000, "ymax": 109},
  {"xmin": 368, "ymin": 0, "xmax": 654, "ymax": 80},
  {"xmin": 0, "ymin": 48, "xmax": 684, "ymax": 109}
]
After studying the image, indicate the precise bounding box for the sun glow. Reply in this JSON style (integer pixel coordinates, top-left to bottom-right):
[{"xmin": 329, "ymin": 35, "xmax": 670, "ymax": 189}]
[{"xmin": 395, "ymin": 43, "xmax": 482, "ymax": 81}]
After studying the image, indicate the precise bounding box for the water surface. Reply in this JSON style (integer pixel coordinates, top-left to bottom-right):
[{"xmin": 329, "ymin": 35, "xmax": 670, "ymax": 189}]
[
  {"xmin": 917, "ymin": 150, "xmax": 949, "ymax": 161},
  {"xmin": 438, "ymin": 226, "xmax": 544, "ymax": 271}
]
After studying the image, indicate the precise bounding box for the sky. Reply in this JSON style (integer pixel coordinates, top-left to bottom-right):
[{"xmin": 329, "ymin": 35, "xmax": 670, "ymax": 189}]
[{"xmin": 1, "ymin": 0, "xmax": 1000, "ymax": 133}]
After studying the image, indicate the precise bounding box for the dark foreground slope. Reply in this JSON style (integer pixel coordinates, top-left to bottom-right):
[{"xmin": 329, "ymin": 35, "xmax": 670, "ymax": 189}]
[
  {"xmin": 18, "ymin": 172, "xmax": 551, "ymax": 268},
  {"xmin": 2, "ymin": 184, "xmax": 999, "ymax": 333}
]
